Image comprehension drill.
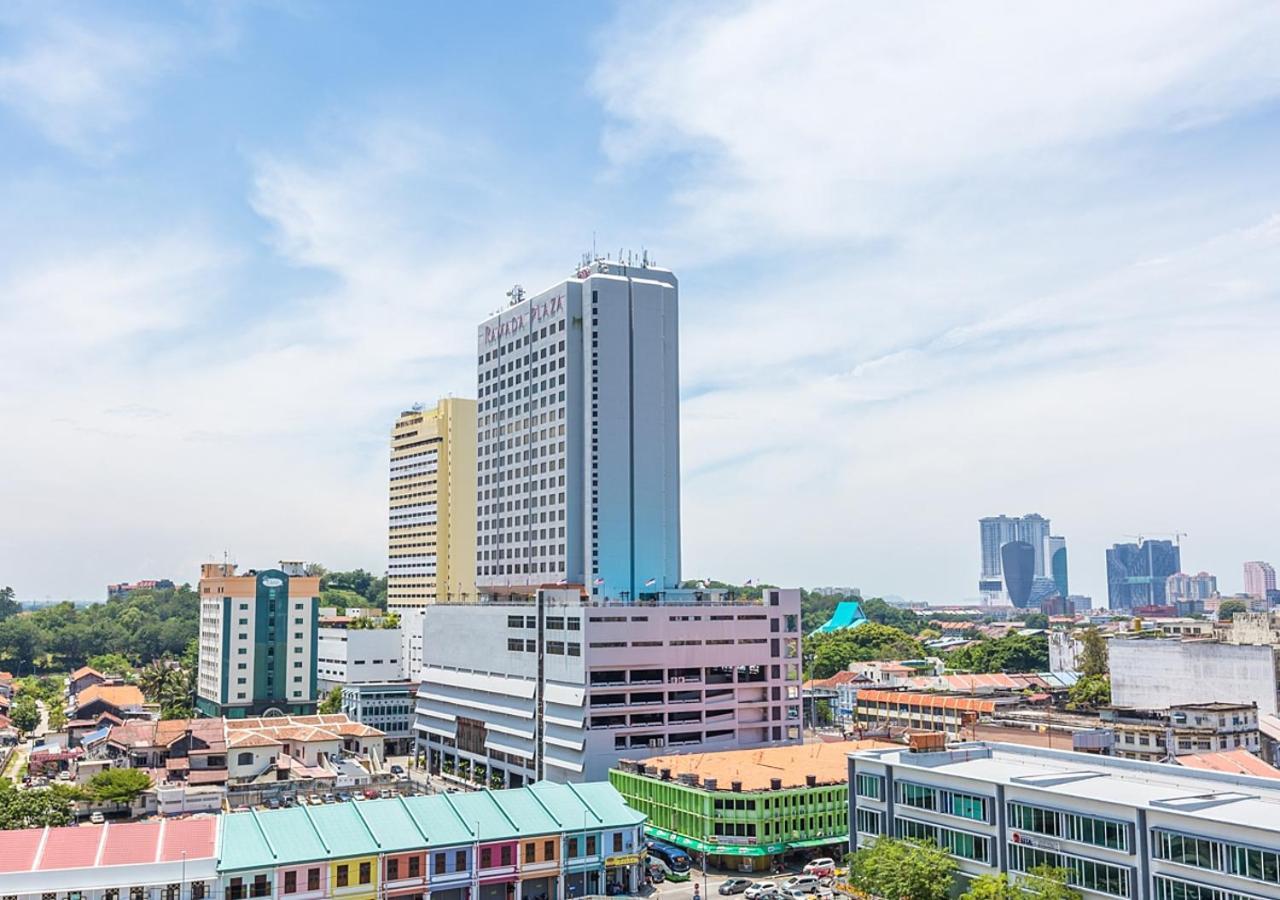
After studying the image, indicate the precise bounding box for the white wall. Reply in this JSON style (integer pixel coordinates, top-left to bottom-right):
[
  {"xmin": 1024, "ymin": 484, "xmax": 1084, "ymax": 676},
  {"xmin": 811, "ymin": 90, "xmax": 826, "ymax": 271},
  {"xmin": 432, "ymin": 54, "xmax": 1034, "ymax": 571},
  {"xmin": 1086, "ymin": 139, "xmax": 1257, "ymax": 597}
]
[{"xmin": 1110, "ymin": 639, "xmax": 1279, "ymax": 714}]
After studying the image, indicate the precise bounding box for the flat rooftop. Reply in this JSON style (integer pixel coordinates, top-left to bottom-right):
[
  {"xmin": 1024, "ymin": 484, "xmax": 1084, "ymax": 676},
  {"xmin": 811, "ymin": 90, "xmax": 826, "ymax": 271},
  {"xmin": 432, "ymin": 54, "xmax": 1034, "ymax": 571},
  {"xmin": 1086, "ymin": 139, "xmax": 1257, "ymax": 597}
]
[
  {"xmin": 619, "ymin": 740, "xmax": 894, "ymax": 791},
  {"xmin": 852, "ymin": 742, "xmax": 1280, "ymax": 832}
]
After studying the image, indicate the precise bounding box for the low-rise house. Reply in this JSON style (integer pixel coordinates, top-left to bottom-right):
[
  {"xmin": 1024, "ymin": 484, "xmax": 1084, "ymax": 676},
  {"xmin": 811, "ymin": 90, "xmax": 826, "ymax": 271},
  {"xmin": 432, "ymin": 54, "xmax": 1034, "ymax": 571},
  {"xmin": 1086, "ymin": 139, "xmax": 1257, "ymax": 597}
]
[
  {"xmin": 73, "ymin": 683, "xmax": 148, "ymax": 722},
  {"xmin": 1101, "ymin": 702, "xmax": 1261, "ymax": 762},
  {"xmin": 69, "ymin": 665, "xmax": 107, "ymax": 697},
  {"xmin": 225, "ymin": 713, "xmax": 385, "ymax": 787},
  {"xmin": 104, "ymin": 718, "xmax": 228, "ymax": 784}
]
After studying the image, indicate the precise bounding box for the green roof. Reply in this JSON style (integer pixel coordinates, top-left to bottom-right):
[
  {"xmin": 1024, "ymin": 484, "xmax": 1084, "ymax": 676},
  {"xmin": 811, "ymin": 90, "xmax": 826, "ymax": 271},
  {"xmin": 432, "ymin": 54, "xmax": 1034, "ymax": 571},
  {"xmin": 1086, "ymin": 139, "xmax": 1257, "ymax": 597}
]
[{"xmin": 218, "ymin": 782, "xmax": 645, "ymax": 873}]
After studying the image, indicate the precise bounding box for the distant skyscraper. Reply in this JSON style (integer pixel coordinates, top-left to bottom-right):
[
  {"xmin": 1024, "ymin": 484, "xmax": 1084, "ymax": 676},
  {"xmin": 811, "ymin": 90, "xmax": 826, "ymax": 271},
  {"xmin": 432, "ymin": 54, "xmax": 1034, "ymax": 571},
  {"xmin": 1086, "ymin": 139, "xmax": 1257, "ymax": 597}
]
[
  {"xmin": 1244, "ymin": 561, "xmax": 1277, "ymax": 600},
  {"xmin": 1045, "ymin": 535, "xmax": 1068, "ymax": 598},
  {"xmin": 1166, "ymin": 571, "xmax": 1218, "ymax": 603},
  {"xmin": 1001, "ymin": 541, "xmax": 1037, "ymax": 609},
  {"xmin": 387, "ymin": 398, "xmax": 477, "ymax": 679},
  {"xmin": 1106, "ymin": 539, "xmax": 1181, "ymax": 610},
  {"xmin": 475, "ymin": 260, "xmax": 680, "ymax": 600},
  {"xmin": 978, "ymin": 513, "xmax": 1051, "ymax": 602}
]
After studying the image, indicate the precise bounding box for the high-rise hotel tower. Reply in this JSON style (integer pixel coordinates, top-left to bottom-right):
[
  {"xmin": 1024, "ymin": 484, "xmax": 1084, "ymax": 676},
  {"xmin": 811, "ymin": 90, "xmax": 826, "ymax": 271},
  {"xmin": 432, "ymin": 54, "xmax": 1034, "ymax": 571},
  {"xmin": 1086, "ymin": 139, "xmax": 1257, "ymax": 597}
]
[
  {"xmin": 387, "ymin": 398, "xmax": 476, "ymax": 678},
  {"xmin": 475, "ymin": 259, "xmax": 680, "ymax": 600}
]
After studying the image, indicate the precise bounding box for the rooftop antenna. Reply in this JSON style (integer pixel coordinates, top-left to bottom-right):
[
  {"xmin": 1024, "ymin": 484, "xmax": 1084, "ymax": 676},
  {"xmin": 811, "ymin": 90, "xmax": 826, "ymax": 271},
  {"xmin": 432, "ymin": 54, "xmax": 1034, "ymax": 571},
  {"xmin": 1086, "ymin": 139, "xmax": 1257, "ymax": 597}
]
[{"xmin": 592, "ymin": 231, "xmax": 597, "ymax": 260}]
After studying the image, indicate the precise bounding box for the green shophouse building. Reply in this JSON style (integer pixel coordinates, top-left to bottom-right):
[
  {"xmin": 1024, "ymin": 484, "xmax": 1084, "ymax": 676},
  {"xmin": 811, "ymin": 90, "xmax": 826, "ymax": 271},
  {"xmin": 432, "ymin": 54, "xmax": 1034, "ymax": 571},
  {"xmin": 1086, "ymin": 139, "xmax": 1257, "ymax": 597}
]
[
  {"xmin": 609, "ymin": 742, "xmax": 885, "ymax": 872},
  {"xmin": 195, "ymin": 562, "xmax": 320, "ymax": 718}
]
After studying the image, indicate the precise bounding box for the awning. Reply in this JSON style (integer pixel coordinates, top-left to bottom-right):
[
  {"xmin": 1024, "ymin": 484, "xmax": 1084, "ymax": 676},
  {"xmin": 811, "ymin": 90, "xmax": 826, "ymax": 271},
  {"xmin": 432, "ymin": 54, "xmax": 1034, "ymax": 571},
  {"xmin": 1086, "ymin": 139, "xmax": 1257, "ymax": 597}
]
[
  {"xmin": 605, "ymin": 855, "xmax": 641, "ymax": 867},
  {"xmin": 645, "ymin": 827, "xmax": 843, "ymax": 856}
]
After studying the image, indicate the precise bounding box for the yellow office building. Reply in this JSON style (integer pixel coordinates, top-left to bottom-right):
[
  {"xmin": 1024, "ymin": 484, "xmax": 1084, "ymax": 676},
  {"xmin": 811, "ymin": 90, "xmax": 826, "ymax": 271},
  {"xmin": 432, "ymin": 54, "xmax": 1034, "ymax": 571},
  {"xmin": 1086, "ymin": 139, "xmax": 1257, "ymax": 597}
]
[{"xmin": 387, "ymin": 398, "xmax": 476, "ymax": 678}]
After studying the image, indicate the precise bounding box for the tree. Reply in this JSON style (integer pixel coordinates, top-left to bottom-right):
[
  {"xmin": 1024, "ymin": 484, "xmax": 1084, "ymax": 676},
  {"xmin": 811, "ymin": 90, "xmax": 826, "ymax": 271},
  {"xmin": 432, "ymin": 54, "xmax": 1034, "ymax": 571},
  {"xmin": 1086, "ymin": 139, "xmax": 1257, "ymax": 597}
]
[
  {"xmin": 88, "ymin": 652, "xmax": 135, "ymax": 676},
  {"xmin": 0, "ymin": 586, "xmax": 19, "ymax": 621},
  {"xmin": 90, "ymin": 768, "xmax": 153, "ymax": 805},
  {"xmin": 947, "ymin": 632, "xmax": 1049, "ymax": 674},
  {"xmin": 47, "ymin": 704, "xmax": 68, "ymax": 733},
  {"xmin": 1217, "ymin": 599, "xmax": 1249, "ymax": 621},
  {"xmin": 318, "ymin": 686, "xmax": 343, "ymax": 714},
  {"xmin": 1066, "ymin": 674, "xmax": 1111, "ymax": 711},
  {"xmin": 1079, "ymin": 628, "xmax": 1109, "ymax": 677},
  {"xmin": 9, "ymin": 694, "xmax": 39, "ymax": 735},
  {"xmin": 1024, "ymin": 613, "xmax": 1050, "ymax": 629},
  {"xmin": 807, "ymin": 623, "xmax": 926, "ymax": 679},
  {"xmin": 961, "ymin": 867, "xmax": 1080, "ymax": 900},
  {"xmin": 846, "ymin": 836, "xmax": 956, "ymax": 900},
  {"xmin": 0, "ymin": 783, "xmax": 82, "ymax": 830}
]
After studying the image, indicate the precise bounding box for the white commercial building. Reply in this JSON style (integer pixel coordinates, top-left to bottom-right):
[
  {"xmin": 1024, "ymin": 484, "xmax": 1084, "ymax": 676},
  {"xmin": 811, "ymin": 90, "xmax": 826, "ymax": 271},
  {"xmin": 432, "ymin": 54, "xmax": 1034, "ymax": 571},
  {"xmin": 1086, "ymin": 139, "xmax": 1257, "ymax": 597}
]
[
  {"xmin": 475, "ymin": 259, "xmax": 680, "ymax": 600},
  {"xmin": 316, "ymin": 625, "xmax": 404, "ymax": 692},
  {"xmin": 1109, "ymin": 637, "xmax": 1280, "ymax": 717},
  {"xmin": 849, "ymin": 742, "xmax": 1280, "ymax": 900},
  {"xmin": 415, "ymin": 587, "xmax": 804, "ymax": 784}
]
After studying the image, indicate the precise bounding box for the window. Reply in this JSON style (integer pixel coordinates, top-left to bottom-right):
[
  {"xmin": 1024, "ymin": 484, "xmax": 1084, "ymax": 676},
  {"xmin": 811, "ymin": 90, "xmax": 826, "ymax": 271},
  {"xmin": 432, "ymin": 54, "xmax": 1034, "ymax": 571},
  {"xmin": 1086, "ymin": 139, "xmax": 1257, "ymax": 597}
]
[
  {"xmin": 228, "ymin": 879, "xmax": 245, "ymax": 900},
  {"xmin": 525, "ymin": 842, "xmax": 536, "ymax": 863},
  {"xmin": 337, "ymin": 865, "xmax": 349, "ymax": 887},
  {"xmin": 613, "ymin": 833, "xmax": 623, "ymax": 852},
  {"xmin": 1009, "ymin": 802, "xmax": 1130, "ymax": 852},
  {"xmin": 456, "ymin": 851, "xmax": 467, "ymax": 871},
  {"xmin": 855, "ymin": 772, "xmax": 883, "ymax": 800},
  {"xmin": 501, "ymin": 845, "xmax": 513, "ymax": 866},
  {"xmin": 896, "ymin": 817, "xmax": 990, "ymax": 863},
  {"xmin": 1153, "ymin": 830, "xmax": 1280, "ymax": 885},
  {"xmin": 252, "ymin": 875, "xmax": 270, "ymax": 898},
  {"xmin": 547, "ymin": 840, "xmax": 557, "ymax": 858},
  {"xmin": 388, "ymin": 859, "xmax": 400, "ymax": 880},
  {"xmin": 359, "ymin": 862, "xmax": 371, "ymax": 884},
  {"xmin": 856, "ymin": 808, "xmax": 882, "ymax": 836},
  {"xmin": 1008, "ymin": 842, "xmax": 1131, "ymax": 897},
  {"xmin": 409, "ymin": 856, "xmax": 421, "ymax": 877},
  {"xmin": 193, "ymin": 886, "xmax": 207, "ymax": 900},
  {"xmin": 1153, "ymin": 875, "xmax": 1272, "ymax": 900},
  {"xmin": 586, "ymin": 836, "xmax": 597, "ymax": 856},
  {"xmin": 435, "ymin": 853, "xmax": 446, "ymax": 875},
  {"xmin": 307, "ymin": 869, "xmax": 320, "ymax": 891},
  {"xmin": 237, "ymin": 751, "xmax": 254, "ymax": 766},
  {"xmin": 568, "ymin": 837, "xmax": 579, "ymax": 857},
  {"xmin": 284, "ymin": 870, "xmax": 297, "ymax": 893},
  {"xmin": 481, "ymin": 848, "xmax": 492, "ymax": 868}
]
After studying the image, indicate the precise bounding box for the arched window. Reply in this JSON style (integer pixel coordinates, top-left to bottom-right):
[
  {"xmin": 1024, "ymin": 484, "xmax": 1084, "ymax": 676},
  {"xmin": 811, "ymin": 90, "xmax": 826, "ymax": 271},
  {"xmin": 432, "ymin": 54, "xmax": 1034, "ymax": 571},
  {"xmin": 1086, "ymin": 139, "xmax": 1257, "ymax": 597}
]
[{"xmin": 237, "ymin": 751, "xmax": 254, "ymax": 766}]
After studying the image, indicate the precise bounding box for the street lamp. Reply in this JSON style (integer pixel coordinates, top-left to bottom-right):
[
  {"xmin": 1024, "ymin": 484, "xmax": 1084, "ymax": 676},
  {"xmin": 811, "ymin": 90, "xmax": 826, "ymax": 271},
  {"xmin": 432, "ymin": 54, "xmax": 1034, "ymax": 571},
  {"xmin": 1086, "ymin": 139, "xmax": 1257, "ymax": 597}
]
[{"xmin": 701, "ymin": 836, "xmax": 711, "ymax": 900}]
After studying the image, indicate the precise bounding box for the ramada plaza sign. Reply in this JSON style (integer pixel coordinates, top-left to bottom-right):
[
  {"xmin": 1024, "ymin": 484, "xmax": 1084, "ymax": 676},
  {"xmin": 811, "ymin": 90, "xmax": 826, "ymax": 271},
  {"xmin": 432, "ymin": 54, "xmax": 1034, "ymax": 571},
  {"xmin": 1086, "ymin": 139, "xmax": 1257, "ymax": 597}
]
[{"xmin": 484, "ymin": 293, "xmax": 564, "ymax": 346}]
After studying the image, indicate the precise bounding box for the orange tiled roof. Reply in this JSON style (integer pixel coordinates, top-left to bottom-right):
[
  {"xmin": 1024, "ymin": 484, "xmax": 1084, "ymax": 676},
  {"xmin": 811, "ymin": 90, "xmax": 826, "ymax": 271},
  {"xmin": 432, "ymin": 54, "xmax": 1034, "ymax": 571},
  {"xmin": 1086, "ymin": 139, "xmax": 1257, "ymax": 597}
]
[
  {"xmin": 76, "ymin": 683, "xmax": 145, "ymax": 709},
  {"xmin": 856, "ymin": 688, "xmax": 997, "ymax": 714},
  {"xmin": 71, "ymin": 666, "xmax": 104, "ymax": 681},
  {"xmin": 623, "ymin": 739, "xmax": 895, "ymax": 791}
]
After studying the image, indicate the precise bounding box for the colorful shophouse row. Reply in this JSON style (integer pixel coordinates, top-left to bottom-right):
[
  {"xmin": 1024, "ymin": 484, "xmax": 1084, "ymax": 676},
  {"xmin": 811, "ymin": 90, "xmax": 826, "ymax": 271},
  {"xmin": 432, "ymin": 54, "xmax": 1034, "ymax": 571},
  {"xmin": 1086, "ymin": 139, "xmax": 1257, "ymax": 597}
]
[{"xmin": 0, "ymin": 782, "xmax": 646, "ymax": 900}]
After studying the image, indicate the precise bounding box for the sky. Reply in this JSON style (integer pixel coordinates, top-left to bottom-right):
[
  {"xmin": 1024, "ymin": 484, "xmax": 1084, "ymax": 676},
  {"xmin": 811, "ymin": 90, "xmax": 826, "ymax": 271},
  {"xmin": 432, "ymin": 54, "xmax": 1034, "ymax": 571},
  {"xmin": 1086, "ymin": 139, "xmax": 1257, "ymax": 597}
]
[{"xmin": 2, "ymin": 1, "xmax": 1280, "ymax": 605}]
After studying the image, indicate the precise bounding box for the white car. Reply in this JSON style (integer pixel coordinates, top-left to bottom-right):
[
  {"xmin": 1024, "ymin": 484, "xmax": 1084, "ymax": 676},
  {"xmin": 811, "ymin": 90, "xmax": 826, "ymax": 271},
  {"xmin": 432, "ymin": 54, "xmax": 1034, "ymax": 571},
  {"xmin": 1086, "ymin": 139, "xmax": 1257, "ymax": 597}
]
[
  {"xmin": 745, "ymin": 882, "xmax": 777, "ymax": 900},
  {"xmin": 803, "ymin": 859, "xmax": 835, "ymax": 877},
  {"xmin": 88, "ymin": 811, "xmax": 105, "ymax": 825},
  {"xmin": 782, "ymin": 876, "xmax": 820, "ymax": 894},
  {"xmin": 781, "ymin": 889, "xmax": 810, "ymax": 900}
]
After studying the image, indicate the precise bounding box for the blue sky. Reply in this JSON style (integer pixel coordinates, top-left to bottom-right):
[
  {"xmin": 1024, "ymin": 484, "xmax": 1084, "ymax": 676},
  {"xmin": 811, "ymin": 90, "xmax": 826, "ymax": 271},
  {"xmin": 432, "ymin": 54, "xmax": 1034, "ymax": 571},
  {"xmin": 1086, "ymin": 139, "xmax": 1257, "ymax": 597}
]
[{"xmin": 3, "ymin": 1, "xmax": 1280, "ymax": 604}]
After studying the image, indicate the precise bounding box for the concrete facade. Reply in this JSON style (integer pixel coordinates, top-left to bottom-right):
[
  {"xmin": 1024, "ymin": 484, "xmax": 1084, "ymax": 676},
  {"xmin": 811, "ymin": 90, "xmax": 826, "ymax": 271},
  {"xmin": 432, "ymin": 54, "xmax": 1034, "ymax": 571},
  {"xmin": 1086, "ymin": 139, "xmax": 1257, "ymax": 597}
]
[
  {"xmin": 316, "ymin": 625, "xmax": 404, "ymax": 692},
  {"xmin": 849, "ymin": 742, "xmax": 1280, "ymax": 900},
  {"xmin": 340, "ymin": 681, "xmax": 416, "ymax": 755},
  {"xmin": 387, "ymin": 397, "xmax": 478, "ymax": 681},
  {"xmin": 475, "ymin": 260, "xmax": 681, "ymax": 601},
  {"xmin": 196, "ymin": 562, "xmax": 319, "ymax": 718},
  {"xmin": 1109, "ymin": 638, "xmax": 1280, "ymax": 716},
  {"xmin": 415, "ymin": 588, "xmax": 804, "ymax": 785}
]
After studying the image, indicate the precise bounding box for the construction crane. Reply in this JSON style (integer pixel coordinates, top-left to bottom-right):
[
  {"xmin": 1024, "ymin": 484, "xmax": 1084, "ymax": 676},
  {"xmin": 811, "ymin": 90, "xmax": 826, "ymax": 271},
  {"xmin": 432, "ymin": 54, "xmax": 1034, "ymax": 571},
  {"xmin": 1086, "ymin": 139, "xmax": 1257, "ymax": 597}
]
[{"xmin": 1123, "ymin": 531, "xmax": 1188, "ymax": 548}]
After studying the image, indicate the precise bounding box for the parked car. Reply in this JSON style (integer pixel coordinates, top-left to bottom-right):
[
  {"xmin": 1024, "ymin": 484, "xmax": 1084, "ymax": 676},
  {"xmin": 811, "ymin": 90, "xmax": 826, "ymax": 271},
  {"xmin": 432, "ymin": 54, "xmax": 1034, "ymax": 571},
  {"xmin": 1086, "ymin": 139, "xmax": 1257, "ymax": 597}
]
[
  {"xmin": 89, "ymin": 811, "xmax": 105, "ymax": 825},
  {"xmin": 720, "ymin": 879, "xmax": 754, "ymax": 895},
  {"xmin": 57, "ymin": 771, "xmax": 71, "ymax": 781},
  {"xmin": 803, "ymin": 859, "xmax": 835, "ymax": 878},
  {"xmin": 307, "ymin": 795, "xmax": 323, "ymax": 806},
  {"xmin": 646, "ymin": 862, "xmax": 666, "ymax": 884},
  {"xmin": 745, "ymin": 882, "xmax": 777, "ymax": 900},
  {"xmin": 265, "ymin": 797, "xmax": 281, "ymax": 809},
  {"xmin": 323, "ymin": 793, "xmax": 337, "ymax": 803},
  {"xmin": 782, "ymin": 876, "xmax": 820, "ymax": 894},
  {"xmin": 390, "ymin": 764, "xmax": 405, "ymax": 776},
  {"xmin": 781, "ymin": 888, "xmax": 810, "ymax": 900}
]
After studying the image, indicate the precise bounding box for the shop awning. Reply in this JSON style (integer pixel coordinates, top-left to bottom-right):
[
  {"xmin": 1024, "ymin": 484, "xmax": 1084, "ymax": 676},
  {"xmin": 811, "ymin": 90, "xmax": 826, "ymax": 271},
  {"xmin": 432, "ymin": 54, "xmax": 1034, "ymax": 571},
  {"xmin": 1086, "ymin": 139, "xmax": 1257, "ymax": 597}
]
[{"xmin": 645, "ymin": 827, "xmax": 845, "ymax": 857}]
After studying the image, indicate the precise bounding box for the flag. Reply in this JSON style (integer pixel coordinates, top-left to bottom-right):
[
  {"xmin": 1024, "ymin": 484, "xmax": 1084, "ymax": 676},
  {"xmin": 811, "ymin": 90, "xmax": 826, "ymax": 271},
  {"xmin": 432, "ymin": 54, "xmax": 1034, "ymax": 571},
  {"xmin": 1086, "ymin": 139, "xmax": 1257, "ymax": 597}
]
[
  {"xmin": 594, "ymin": 577, "xmax": 605, "ymax": 585},
  {"xmin": 745, "ymin": 578, "xmax": 755, "ymax": 586},
  {"xmin": 556, "ymin": 578, "xmax": 568, "ymax": 586},
  {"xmin": 644, "ymin": 578, "xmax": 657, "ymax": 587}
]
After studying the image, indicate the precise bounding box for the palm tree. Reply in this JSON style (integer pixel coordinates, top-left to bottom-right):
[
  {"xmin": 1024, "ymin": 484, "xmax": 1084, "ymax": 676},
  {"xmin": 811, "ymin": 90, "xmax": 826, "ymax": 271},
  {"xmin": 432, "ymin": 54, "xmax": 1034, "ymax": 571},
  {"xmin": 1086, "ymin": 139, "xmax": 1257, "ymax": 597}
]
[{"xmin": 139, "ymin": 656, "xmax": 191, "ymax": 718}]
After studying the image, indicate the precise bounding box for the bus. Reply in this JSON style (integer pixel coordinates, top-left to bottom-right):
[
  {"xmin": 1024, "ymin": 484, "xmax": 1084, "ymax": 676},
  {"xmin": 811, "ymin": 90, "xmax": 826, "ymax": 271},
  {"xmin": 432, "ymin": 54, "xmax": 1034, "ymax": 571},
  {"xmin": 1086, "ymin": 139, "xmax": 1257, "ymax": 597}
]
[{"xmin": 646, "ymin": 839, "xmax": 692, "ymax": 882}]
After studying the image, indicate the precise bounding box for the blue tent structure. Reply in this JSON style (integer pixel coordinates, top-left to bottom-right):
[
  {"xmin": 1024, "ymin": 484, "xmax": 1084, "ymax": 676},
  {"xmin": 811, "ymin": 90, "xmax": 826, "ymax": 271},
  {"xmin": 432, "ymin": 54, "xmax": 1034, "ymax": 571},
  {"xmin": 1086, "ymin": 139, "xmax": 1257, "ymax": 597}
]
[{"xmin": 810, "ymin": 599, "xmax": 869, "ymax": 635}]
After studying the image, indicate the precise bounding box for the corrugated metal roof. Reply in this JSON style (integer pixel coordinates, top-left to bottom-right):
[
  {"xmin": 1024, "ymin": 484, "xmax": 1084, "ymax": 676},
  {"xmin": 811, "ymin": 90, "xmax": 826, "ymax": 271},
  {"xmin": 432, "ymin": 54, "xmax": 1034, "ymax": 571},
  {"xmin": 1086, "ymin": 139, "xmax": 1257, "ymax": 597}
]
[{"xmin": 218, "ymin": 782, "xmax": 642, "ymax": 873}]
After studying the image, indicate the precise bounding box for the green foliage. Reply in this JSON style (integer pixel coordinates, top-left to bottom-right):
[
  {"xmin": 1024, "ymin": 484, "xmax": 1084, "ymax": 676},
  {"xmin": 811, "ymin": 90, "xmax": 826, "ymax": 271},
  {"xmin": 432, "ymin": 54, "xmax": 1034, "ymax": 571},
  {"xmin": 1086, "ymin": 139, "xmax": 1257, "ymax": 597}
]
[
  {"xmin": 0, "ymin": 585, "xmax": 200, "ymax": 672},
  {"xmin": 87, "ymin": 652, "xmax": 135, "ymax": 677},
  {"xmin": 9, "ymin": 694, "xmax": 39, "ymax": 735},
  {"xmin": 846, "ymin": 837, "xmax": 956, "ymax": 900},
  {"xmin": 1067, "ymin": 674, "xmax": 1111, "ymax": 710},
  {"xmin": 320, "ymin": 569, "xmax": 388, "ymax": 610},
  {"xmin": 139, "ymin": 656, "xmax": 193, "ymax": 719},
  {"xmin": 47, "ymin": 704, "xmax": 68, "ymax": 733},
  {"xmin": 961, "ymin": 867, "xmax": 1080, "ymax": 900},
  {"xmin": 90, "ymin": 768, "xmax": 153, "ymax": 804},
  {"xmin": 860, "ymin": 597, "xmax": 924, "ymax": 633},
  {"xmin": 0, "ymin": 782, "xmax": 82, "ymax": 830},
  {"xmin": 0, "ymin": 586, "xmax": 19, "ymax": 622},
  {"xmin": 1079, "ymin": 628, "xmax": 1109, "ymax": 677},
  {"xmin": 946, "ymin": 632, "xmax": 1049, "ymax": 674},
  {"xmin": 16, "ymin": 675, "xmax": 63, "ymax": 705},
  {"xmin": 807, "ymin": 623, "xmax": 926, "ymax": 679},
  {"xmin": 1217, "ymin": 598, "xmax": 1249, "ymax": 621},
  {"xmin": 318, "ymin": 686, "xmax": 343, "ymax": 714},
  {"xmin": 1024, "ymin": 613, "xmax": 1050, "ymax": 629}
]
